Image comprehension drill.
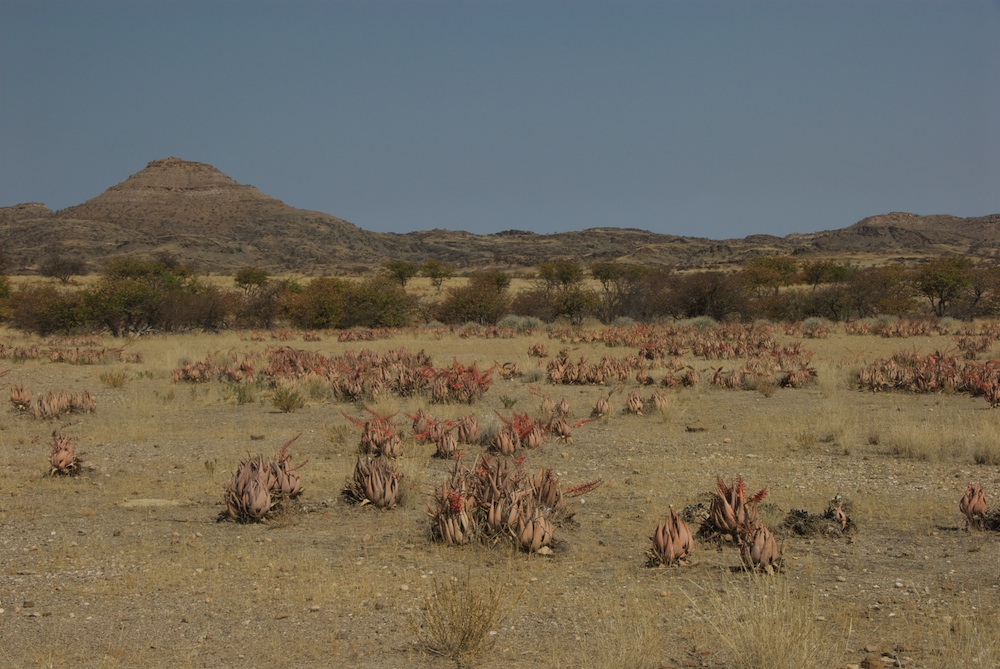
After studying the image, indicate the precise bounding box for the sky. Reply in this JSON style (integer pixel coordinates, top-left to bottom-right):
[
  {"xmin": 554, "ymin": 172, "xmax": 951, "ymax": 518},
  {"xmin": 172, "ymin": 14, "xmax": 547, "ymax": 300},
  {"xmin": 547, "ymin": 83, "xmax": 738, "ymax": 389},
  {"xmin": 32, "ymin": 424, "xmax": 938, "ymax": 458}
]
[{"xmin": 2, "ymin": 0, "xmax": 998, "ymax": 240}]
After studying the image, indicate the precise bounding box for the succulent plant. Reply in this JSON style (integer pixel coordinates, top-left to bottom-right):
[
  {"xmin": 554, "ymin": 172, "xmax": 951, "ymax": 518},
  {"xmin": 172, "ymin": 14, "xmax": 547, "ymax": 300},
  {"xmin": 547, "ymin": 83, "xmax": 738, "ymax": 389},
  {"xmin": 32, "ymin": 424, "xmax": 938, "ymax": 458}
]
[
  {"xmin": 648, "ymin": 507, "xmax": 694, "ymax": 566},
  {"xmin": 269, "ymin": 434, "xmax": 304, "ymax": 498},
  {"xmin": 491, "ymin": 425, "xmax": 520, "ymax": 456},
  {"xmin": 48, "ymin": 432, "xmax": 81, "ymax": 476},
  {"xmin": 625, "ymin": 389, "xmax": 644, "ymax": 415},
  {"xmin": 592, "ymin": 395, "xmax": 611, "ymax": 418},
  {"xmin": 410, "ymin": 408, "xmax": 434, "ymax": 439},
  {"xmin": 431, "ymin": 480, "xmax": 476, "ymax": 545},
  {"xmin": 516, "ymin": 504, "xmax": 553, "ymax": 553},
  {"xmin": 739, "ymin": 522, "xmax": 782, "ymax": 574},
  {"xmin": 346, "ymin": 409, "xmax": 403, "ymax": 458},
  {"xmin": 557, "ymin": 397, "xmax": 571, "ymax": 416},
  {"xmin": 960, "ymin": 483, "xmax": 988, "ymax": 529},
  {"xmin": 649, "ymin": 390, "xmax": 669, "ymax": 412},
  {"xmin": 532, "ymin": 467, "xmax": 564, "ymax": 512},
  {"xmin": 706, "ymin": 475, "xmax": 767, "ymax": 541},
  {"xmin": 550, "ymin": 417, "xmax": 572, "ymax": 442},
  {"xmin": 10, "ymin": 385, "xmax": 32, "ymax": 412},
  {"xmin": 344, "ymin": 455, "xmax": 402, "ymax": 509},
  {"xmin": 433, "ymin": 428, "xmax": 460, "ymax": 459},
  {"xmin": 456, "ymin": 415, "xmax": 480, "ymax": 444},
  {"xmin": 225, "ymin": 455, "xmax": 276, "ymax": 522}
]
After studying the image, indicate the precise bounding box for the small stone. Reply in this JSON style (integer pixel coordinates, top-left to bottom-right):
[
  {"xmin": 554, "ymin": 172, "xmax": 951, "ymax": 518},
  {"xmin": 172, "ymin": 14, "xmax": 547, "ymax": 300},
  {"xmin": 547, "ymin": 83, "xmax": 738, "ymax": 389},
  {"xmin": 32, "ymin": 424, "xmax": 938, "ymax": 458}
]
[{"xmin": 399, "ymin": 584, "xmax": 409, "ymax": 591}]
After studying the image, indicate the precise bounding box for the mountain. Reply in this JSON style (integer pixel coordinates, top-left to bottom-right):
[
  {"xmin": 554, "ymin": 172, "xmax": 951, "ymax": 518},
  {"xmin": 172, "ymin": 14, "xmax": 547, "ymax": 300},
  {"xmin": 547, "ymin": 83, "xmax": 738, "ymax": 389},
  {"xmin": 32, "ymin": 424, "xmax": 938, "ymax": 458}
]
[{"xmin": 1, "ymin": 157, "xmax": 998, "ymax": 274}]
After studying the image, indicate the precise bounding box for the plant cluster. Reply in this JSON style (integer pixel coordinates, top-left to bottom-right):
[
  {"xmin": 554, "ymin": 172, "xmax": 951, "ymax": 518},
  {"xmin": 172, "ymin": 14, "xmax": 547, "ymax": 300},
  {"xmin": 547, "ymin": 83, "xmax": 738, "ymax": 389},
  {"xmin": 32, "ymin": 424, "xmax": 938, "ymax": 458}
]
[
  {"xmin": 172, "ymin": 346, "xmax": 496, "ymax": 405},
  {"xmin": 342, "ymin": 409, "xmax": 405, "ymax": 509},
  {"xmin": 857, "ymin": 350, "xmax": 1000, "ymax": 407},
  {"xmin": 700, "ymin": 475, "xmax": 782, "ymax": 574},
  {"xmin": 428, "ymin": 455, "xmax": 600, "ymax": 553},
  {"xmin": 223, "ymin": 436, "xmax": 305, "ymax": 522},
  {"xmin": 10, "ymin": 385, "xmax": 96, "ymax": 419}
]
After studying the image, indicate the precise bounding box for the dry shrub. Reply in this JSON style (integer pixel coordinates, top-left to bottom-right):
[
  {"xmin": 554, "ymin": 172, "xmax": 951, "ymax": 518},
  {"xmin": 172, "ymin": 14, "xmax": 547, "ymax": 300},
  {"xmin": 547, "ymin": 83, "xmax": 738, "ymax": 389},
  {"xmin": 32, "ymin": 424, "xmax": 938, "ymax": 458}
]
[
  {"xmin": 686, "ymin": 574, "xmax": 844, "ymax": 669},
  {"xmin": 270, "ymin": 383, "xmax": 306, "ymax": 413},
  {"xmin": 99, "ymin": 369, "xmax": 130, "ymax": 388},
  {"xmin": 412, "ymin": 571, "xmax": 518, "ymax": 665}
]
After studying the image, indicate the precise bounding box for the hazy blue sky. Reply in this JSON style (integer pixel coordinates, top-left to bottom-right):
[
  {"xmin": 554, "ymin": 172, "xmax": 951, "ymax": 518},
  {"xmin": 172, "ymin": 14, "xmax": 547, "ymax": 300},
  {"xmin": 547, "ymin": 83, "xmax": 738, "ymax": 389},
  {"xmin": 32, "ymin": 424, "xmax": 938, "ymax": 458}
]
[{"xmin": 2, "ymin": 0, "xmax": 998, "ymax": 240}]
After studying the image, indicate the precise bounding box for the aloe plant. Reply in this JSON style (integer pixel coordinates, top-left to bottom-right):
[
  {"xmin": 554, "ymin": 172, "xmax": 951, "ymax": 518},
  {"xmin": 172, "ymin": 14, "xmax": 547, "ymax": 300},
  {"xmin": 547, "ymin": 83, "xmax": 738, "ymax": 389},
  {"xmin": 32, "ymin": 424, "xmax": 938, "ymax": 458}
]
[{"xmin": 648, "ymin": 507, "xmax": 694, "ymax": 566}]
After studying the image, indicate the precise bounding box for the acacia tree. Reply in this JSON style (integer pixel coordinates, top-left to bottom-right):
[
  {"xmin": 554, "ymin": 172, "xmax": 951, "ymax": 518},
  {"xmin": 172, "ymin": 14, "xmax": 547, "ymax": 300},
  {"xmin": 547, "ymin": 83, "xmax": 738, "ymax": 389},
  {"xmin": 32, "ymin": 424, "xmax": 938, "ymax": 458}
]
[
  {"xmin": 535, "ymin": 259, "xmax": 596, "ymax": 324},
  {"xmin": 40, "ymin": 254, "xmax": 88, "ymax": 285},
  {"xmin": 742, "ymin": 256, "xmax": 798, "ymax": 296},
  {"xmin": 912, "ymin": 255, "xmax": 973, "ymax": 317},
  {"xmin": 844, "ymin": 265, "xmax": 913, "ymax": 319},
  {"xmin": 384, "ymin": 260, "xmax": 420, "ymax": 288},
  {"xmin": 421, "ymin": 260, "xmax": 454, "ymax": 292},
  {"xmin": 966, "ymin": 264, "xmax": 1000, "ymax": 317},
  {"xmin": 590, "ymin": 261, "xmax": 649, "ymax": 323},
  {"xmin": 234, "ymin": 266, "xmax": 270, "ymax": 294}
]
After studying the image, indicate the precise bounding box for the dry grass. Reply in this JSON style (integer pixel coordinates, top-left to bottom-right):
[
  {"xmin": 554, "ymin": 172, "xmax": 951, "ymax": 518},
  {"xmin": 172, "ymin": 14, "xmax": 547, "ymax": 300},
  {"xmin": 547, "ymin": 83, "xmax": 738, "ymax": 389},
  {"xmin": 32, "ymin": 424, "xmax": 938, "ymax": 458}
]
[
  {"xmin": 412, "ymin": 569, "xmax": 519, "ymax": 665},
  {"xmin": 685, "ymin": 573, "xmax": 847, "ymax": 669}
]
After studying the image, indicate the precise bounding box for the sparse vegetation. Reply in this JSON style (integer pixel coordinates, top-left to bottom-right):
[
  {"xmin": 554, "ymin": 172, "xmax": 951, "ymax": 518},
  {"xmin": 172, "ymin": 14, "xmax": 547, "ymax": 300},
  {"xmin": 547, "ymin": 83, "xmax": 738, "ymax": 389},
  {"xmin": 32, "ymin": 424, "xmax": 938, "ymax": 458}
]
[{"xmin": 1, "ymin": 301, "xmax": 1000, "ymax": 667}]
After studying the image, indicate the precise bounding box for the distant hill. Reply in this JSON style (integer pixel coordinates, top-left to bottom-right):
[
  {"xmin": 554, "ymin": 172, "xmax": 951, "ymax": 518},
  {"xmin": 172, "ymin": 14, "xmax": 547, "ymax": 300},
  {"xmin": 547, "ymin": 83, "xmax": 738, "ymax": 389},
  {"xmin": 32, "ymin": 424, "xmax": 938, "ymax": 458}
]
[{"xmin": 2, "ymin": 157, "xmax": 997, "ymax": 274}]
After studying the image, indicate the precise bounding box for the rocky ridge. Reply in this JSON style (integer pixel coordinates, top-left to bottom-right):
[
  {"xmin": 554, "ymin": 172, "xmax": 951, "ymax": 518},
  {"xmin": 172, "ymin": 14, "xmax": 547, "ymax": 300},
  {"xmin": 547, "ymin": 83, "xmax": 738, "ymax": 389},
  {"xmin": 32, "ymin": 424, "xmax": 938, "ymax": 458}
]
[{"xmin": 1, "ymin": 157, "xmax": 997, "ymax": 273}]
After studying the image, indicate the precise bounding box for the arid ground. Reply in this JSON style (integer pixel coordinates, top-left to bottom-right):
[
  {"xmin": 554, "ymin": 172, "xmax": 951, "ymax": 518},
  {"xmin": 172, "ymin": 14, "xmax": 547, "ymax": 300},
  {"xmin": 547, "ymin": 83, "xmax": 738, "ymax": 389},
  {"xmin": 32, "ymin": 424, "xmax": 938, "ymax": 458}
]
[{"xmin": 1, "ymin": 321, "xmax": 998, "ymax": 669}]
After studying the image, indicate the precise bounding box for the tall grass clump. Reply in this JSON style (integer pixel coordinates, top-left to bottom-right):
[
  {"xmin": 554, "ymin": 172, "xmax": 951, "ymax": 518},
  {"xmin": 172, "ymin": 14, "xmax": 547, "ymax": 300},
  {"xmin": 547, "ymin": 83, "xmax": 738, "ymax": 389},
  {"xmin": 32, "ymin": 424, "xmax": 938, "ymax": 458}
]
[
  {"xmin": 686, "ymin": 573, "xmax": 844, "ymax": 669},
  {"xmin": 412, "ymin": 571, "xmax": 518, "ymax": 664}
]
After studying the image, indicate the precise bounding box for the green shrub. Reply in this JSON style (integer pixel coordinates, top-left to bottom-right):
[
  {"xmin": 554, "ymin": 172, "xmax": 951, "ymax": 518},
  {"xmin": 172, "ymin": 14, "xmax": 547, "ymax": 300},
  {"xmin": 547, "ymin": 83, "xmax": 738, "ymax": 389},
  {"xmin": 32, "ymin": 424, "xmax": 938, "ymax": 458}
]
[
  {"xmin": 433, "ymin": 273, "xmax": 511, "ymax": 325},
  {"xmin": 271, "ymin": 384, "xmax": 306, "ymax": 413},
  {"xmin": 9, "ymin": 286, "xmax": 88, "ymax": 335}
]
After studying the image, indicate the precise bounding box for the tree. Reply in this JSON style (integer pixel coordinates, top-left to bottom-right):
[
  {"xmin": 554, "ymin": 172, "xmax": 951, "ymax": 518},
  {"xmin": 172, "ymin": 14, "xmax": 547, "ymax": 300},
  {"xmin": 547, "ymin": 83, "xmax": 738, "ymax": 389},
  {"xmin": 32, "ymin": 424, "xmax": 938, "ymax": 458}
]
[
  {"xmin": 234, "ymin": 266, "xmax": 270, "ymax": 294},
  {"xmin": 590, "ymin": 261, "xmax": 650, "ymax": 323},
  {"xmin": 421, "ymin": 260, "xmax": 454, "ymax": 292},
  {"xmin": 341, "ymin": 276, "xmax": 415, "ymax": 328},
  {"xmin": 0, "ymin": 251, "xmax": 10, "ymax": 316},
  {"xmin": 799, "ymin": 260, "xmax": 855, "ymax": 290},
  {"xmin": 39, "ymin": 254, "xmax": 88, "ymax": 285},
  {"xmin": 9, "ymin": 285, "xmax": 88, "ymax": 334},
  {"xmin": 83, "ymin": 256, "xmax": 199, "ymax": 336},
  {"xmin": 912, "ymin": 255, "xmax": 973, "ymax": 318},
  {"xmin": 844, "ymin": 265, "xmax": 913, "ymax": 319},
  {"xmin": 742, "ymin": 256, "xmax": 798, "ymax": 296},
  {"xmin": 665, "ymin": 271, "xmax": 749, "ymax": 321},
  {"xmin": 538, "ymin": 259, "xmax": 585, "ymax": 292},
  {"xmin": 285, "ymin": 277, "xmax": 350, "ymax": 329},
  {"xmin": 383, "ymin": 260, "xmax": 420, "ymax": 288},
  {"xmin": 966, "ymin": 265, "xmax": 1000, "ymax": 317}
]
